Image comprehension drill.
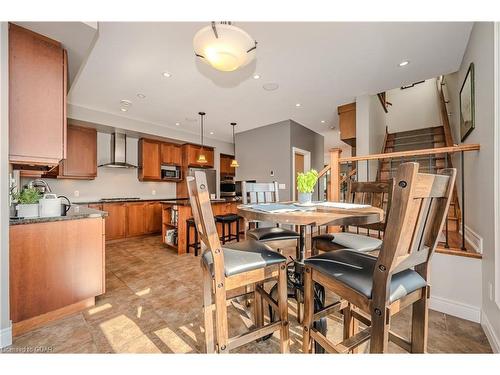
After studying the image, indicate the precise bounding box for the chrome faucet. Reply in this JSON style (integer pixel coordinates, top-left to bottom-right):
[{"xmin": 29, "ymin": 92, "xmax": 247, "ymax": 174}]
[{"xmin": 27, "ymin": 179, "xmax": 52, "ymax": 194}]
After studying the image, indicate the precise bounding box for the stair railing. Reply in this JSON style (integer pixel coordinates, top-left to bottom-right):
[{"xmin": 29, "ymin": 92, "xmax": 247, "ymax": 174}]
[{"xmin": 321, "ymin": 143, "xmax": 480, "ymax": 253}]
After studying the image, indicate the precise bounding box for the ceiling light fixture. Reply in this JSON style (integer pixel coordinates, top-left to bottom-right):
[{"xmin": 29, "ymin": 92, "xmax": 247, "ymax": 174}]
[
  {"xmin": 197, "ymin": 112, "xmax": 208, "ymax": 164},
  {"xmin": 399, "ymin": 60, "xmax": 410, "ymax": 67},
  {"xmin": 321, "ymin": 120, "xmax": 325, "ymax": 123},
  {"xmin": 295, "ymin": 103, "xmax": 301, "ymax": 107},
  {"xmin": 209, "ymin": 131, "xmax": 214, "ymax": 135},
  {"xmin": 253, "ymin": 74, "xmax": 261, "ymax": 79},
  {"xmin": 137, "ymin": 93, "xmax": 146, "ymax": 99},
  {"xmin": 175, "ymin": 122, "xmax": 180, "ymax": 126},
  {"xmin": 120, "ymin": 99, "xmax": 132, "ymax": 107},
  {"xmin": 263, "ymin": 83, "xmax": 279, "ymax": 91},
  {"xmin": 120, "ymin": 108, "xmax": 128, "ymax": 112},
  {"xmin": 230, "ymin": 122, "xmax": 239, "ymax": 168},
  {"xmin": 193, "ymin": 22, "xmax": 257, "ymax": 72},
  {"xmin": 162, "ymin": 72, "xmax": 172, "ymax": 78}
]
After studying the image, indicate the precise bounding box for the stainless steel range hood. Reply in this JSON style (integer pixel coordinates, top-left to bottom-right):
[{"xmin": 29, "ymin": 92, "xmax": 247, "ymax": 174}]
[{"xmin": 98, "ymin": 132, "xmax": 137, "ymax": 168}]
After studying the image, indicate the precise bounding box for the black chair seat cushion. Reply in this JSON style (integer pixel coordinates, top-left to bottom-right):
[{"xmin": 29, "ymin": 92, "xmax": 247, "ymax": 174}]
[
  {"xmin": 202, "ymin": 239, "xmax": 286, "ymax": 277},
  {"xmin": 246, "ymin": 227, "xmax": 300, "ymax": 241},
  {"xmin": 305, "ymin": 249, "xmax": 426, "ymax": 303},
  {"xmin": 312, "ymin": 233, "xmax": 382, "ymax": 253},
  {"xmin": 215, "ymin": 214, "xmax": 240, "ymax": 223}
]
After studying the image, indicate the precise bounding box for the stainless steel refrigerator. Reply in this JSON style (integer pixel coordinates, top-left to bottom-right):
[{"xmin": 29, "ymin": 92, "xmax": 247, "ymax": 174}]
[{"xmin": 187, "ymin": 168, "xmax": 217, "ymax": 197}]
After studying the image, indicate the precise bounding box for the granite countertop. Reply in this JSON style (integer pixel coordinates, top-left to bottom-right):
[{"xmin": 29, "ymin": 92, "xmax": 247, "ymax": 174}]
[
  {"xmin": 74, "ymin": 197, "xmax": 180, "ymax": 205},
  {"xmin": 160, "ymin": 198, "xmax": 241, "ymax": 206},
  {"xmin": 10, "ymin": 205, "xmax": 107, "ymax": 226}
]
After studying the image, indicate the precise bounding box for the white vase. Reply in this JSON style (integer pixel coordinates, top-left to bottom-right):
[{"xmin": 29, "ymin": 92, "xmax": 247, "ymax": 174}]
[
  {"xmin": 17, "ymin": 203, "xmax": 39, "ymax": 218},
  {"xmin": 298, "ymin": 192, "xmax": 312, "ymax": 204}
]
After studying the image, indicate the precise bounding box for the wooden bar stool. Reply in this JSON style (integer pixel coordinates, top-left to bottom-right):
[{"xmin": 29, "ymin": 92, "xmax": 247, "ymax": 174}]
[
  {"xmin": 186, "ymin": 217, "xmax": 200, "ymax": 256},
  {"xmin": 187, "ymin": 171, "xmax": 290, "ymax": 354},
  {"xmin": 302, "ymin": 163, "xmax": 456, "ymax": 354},
  {"xmin": 214, "ymin": 214, "xmax": 240, "ymax": 244}
]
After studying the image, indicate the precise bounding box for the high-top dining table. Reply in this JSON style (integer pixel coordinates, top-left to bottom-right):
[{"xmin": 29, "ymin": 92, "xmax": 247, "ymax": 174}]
[{"xmin": 237, "ymin": 201, "xmax": 384, "ymax": 335}]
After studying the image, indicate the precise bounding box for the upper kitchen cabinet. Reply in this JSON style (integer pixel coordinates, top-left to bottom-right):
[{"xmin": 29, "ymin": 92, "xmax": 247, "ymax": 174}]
[
  {"xmin": 161, "ymin": 143, "xmax": 182, "ymax": 166},
  {"xmin": 338, "ymin": 102, "xmax": 356, "ymax": 148},
  {"xmin": 138, "ymin": 138, "xmax": 161, "ymax": 181},
  {"xmin": 220, "ymin": 154, "xmax": 235, "ymax": 178},
  {"xmin": 9, "ymin": 24, "xmax": 67, "ymax": 168},
  {"xmin": 183, "ymin": 144, "xmax": 214, "ymax": 168},
  {"xmin": 44, "ymin": 124, "xmax": 97, "ymax": 179}
]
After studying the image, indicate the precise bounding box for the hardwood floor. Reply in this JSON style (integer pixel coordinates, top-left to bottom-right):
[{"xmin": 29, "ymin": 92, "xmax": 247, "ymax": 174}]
[{"xmin": 4, "ymin": 235, "xmax": 492, "ymax": 354}]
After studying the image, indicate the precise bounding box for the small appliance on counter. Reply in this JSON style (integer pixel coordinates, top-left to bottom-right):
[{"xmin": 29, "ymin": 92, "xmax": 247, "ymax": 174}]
[{"xmin": 38, "ymin": 194, "xmax": 71, "ymax": 217}]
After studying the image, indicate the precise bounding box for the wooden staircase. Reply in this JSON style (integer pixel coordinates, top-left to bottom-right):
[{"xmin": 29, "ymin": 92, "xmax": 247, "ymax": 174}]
[{"xmin": 378, "ymin": 126, "xmax": 464, "ymax": 250}]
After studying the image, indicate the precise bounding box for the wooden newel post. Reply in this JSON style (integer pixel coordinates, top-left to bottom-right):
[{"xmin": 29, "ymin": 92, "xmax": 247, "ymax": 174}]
[{"xmin": 328, "ymin": 148, "xmax": 342, "ymax": 202}]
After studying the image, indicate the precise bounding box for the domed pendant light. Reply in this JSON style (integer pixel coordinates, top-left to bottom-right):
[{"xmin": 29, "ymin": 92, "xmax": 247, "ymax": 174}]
[
  {"xmin": 197, "ymin": 112, "xmax": 208, "ymax": 164},
  {"xmin": 230, "ymin": 122, "xmax": 239, "ymax": 168},
  {"xmin": 193, "ymin": 22, "xmax": 257, "ymax": 72}
]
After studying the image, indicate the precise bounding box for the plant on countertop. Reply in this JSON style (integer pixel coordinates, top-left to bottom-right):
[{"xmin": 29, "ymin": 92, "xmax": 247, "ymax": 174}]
[
  {"xmin": 13, "ymin": 187, "xmax": 42, "ymax": 204},
  {"xmin": 296, "ymin": 169, "xmax": 319, "ymax": 193}
]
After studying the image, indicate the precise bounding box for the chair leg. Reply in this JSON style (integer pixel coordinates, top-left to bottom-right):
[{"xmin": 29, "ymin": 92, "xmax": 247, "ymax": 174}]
[
  {"xmin": 369, "ymin": 306, "xmax": 390, "ymax": 353},
  {"xmin": 302, "ymin": 266, "xmax": 314, "ymax": 353},
  {"xmin": 202, "ymin": 267, "xmax": 215, "ymax": 353},
  {"xmin": 278, "ymin": 263, "xmax": 290, "ymax": 353},
  {"xmin": 342, "ymin": 303, "xmax": 359, "ymax": 353},
  {"xmin": 213, "ymin": 281, "xmax": 229, "ymax": 353},
  {"xmin": 194, "ymin": 228, "xmax": 199, "ymax": 256},
  {"xmin": 411, "ymin": 290, "xmax": 429, "ymax": 353},
  {"xmin": 236, "ymin": 219, "xmax": 240, "ymax": 242},
  {"xmin": 221, "ymin": 223, "xmax": 226, "ymax": 244},
  {"xmin": 253, "ymin": 282, "xmax": 264, "ymax": 329}
]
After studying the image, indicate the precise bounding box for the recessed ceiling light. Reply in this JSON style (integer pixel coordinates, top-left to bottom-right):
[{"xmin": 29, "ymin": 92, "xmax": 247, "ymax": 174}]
[
  {"xmin": 321, "ymin": 120, "xmax": 326, "ymax": 124},
  {"xmin": 137, "ymin": 93, "xmax": 146, "ymax": 99},
  {"xmin": 263, "ymin": 83, "xmax": 279, "ymax": 91},
  {"xmin": 175, "ymin": 122, "xmax": 180, "ymax": 126},
  {"xmin": 399, "ymin": 60, "xmax": 409, "ymax": 67},
  {"xmin": 209, "ymin": 131, "xmax": 214, "ymax": 135},
  {"xmin": 295, "ymin": 103, "xmax": 301, "ymax": 107},
  {"xmin": 253, "ymin": 74, "xmax": 261, "ymax": 79},
  {"xmin": 120, "ymin": 108, "xmax": 128, "ymax": 112},
  {"xmin": 162, "ymin": 72, "xmax": 172, "ymax": 78},
  {"xmin": 120, "ymin": 99, "xmax": 132, "ymax": 107}
]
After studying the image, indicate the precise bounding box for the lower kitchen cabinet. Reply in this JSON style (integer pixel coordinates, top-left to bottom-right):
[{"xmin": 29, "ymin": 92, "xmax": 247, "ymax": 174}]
[
  {"xmin": 102, "ymin": 203, "xmax": 127, "ymax": 241},
  {"xmin": 146, "ymin": 202, "xmax": 162, "ymax": 234},
  {"xmin": 126, "ymin": 203, "xmax": 146, "ymax": 237}
]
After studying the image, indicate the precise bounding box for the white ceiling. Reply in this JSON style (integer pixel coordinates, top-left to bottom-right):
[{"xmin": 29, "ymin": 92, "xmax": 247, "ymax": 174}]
[{"xmin": 68, "ymin": 22, "xmax": 473, "ymax": 146}]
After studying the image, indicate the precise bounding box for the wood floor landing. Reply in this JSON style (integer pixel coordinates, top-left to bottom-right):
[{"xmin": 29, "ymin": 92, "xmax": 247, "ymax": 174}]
[{"xmin": 5, "ymin": 236, "xmax": 492, "ymax": 354}]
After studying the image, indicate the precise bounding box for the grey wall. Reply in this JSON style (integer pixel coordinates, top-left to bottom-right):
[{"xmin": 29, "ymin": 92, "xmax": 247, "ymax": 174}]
[
  {"xmin": 0, "ymin": 22, "xmax": 11, "ymax": 348},
  {"xmin": 235, "ymin": 119, "xmax": 324, "ymax": 202},
  {"xmin": 445, "ymin": 22, "xmax": 499, "ymax": 349},
  {"xmin": 290, "ymin": 120, "xmax": 325, "ymax": 197},
  {"xmin": 235, "ymin": 120, "xmax": 291, "ymax": 200}
]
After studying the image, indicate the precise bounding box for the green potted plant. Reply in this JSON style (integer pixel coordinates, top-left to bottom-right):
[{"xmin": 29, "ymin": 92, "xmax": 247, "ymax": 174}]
[
  {"xmin": 296, "ymin": 169, "xmax": 319, "ymax": 204},
  {"xmin": 13, "ymin": 187, "xmax": 42, "ymax": 218}
]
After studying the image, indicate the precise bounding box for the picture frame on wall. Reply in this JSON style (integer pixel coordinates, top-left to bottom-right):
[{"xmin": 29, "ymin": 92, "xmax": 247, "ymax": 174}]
[{"xmin": 460, "ymin": 62, "xmax": 475, "ymax": 142}]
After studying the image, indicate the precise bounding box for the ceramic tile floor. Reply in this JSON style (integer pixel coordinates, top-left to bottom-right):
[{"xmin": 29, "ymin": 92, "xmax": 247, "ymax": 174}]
[{"xmin": 4, "ymin": 236, "xmax": 492, "ymax": 354}]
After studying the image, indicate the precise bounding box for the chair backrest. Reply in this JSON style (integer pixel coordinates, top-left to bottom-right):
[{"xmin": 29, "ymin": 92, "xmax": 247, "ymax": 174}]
[
  {"xmin": 187, "ymin": 171, "xmax": 225, "ymax": 283},
  {"xmin": 348, "ymin": 180, "xmax": 394, "ymax": 228},
  {"xmin": 241, "ymin": 181, "xmax": 280, "ymax": 204},
  {"xmin": 374, "ymin": 163, "xmax": 456, "ymax": 282}
]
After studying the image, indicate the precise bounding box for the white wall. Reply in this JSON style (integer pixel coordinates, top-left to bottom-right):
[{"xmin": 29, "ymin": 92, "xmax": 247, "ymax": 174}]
[
  {"xmin": 385, "ymin": 78, "xmax": 442, "ymax": 133},
  {"xmin": 24, "ymin": 133, "xmax": 177, "ymax": 203},
  {"xmin": 0, "ymin": 22, "xmax": 12, "ymax": 348},
  {"xmin": 444, "ymin": 22, "xmax": 499, "ymax": 352}
]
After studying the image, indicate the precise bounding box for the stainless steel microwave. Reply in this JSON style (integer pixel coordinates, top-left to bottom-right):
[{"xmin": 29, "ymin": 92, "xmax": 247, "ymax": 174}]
[
  {"xmin": 161, "ymin": 165, "xmax": 180, "ymax": 179},
  {"xmin": 220, "ymin": 179, "xmax": 236, "ymax": 197}
]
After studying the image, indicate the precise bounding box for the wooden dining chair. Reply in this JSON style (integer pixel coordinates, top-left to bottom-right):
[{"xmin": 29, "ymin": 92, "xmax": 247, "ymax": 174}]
[
  {"xmin": 187, "ymin": 172, "xmax": 290, "ymax": 353},
  {"xmin": 311, "ymin": 179, "xmax": 394, "ymax": 255},
  {"xmin": 241, "ymin": 181, "xmax": 300, "ymax": 251},
  {"xmin": 302, "ymin": 163, "xmax": 456, "ymax": 353}
]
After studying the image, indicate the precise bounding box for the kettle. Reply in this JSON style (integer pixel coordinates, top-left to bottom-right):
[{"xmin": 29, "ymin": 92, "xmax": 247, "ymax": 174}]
[{"xmin": 39, "ymin": 194, "xmax": 71, "ymax": 217}]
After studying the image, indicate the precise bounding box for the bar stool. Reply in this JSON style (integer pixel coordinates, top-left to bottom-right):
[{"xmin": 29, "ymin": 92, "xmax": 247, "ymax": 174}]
[
  {"xmin": 214, "ymin": 214, "xmax": 240, "ymax": 244},
  {"xmin": 186, "ymin": 217, "xmax": 201, "ymax": 256}
]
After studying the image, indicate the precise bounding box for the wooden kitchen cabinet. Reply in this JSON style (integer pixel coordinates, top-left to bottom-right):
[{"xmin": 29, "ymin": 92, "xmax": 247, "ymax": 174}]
[
  {"xmin": 338, "ymin": 102, "xmax": 356, "ymax": 147},
  {"xmin": 220, "ymin": 153, "xmax": 235, "ymax": 177},
  {"xmin": 126, "ymin": 202, "xmax": 147, "ymax": 237},
  {"xmin": 184, "ymin": 144, "xmax": 214, "ymax": 168},
  {"xmin": 44, "ymin": 125, "xmax": 97, "ymax": 179},
  {"xmin": 138, "ymin": 139, "xmax": 161, "ymax": 181},
  {"xmin": 145, "ymin": 202, "xmax": 162, "ymax": 234},
  {"xmin": 161, "ymin": 143, "xmax": 182, "ymax": 166},
  {"xmin": 102, "ymin": 203, "xmax": 127, "ymax": 240},
  {"xmin": 9, "ymin": 23, "xmax": 67, "ymax": 168}
]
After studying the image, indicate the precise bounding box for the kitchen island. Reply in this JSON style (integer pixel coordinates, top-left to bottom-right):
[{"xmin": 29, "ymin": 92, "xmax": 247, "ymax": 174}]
[
  {"xmin": 9, "ymin": 206, "xmax": 107, "ymax": 336},
  {"xmin": 161, "ymin": 198, "xmax": 242, "ymax": 255}
]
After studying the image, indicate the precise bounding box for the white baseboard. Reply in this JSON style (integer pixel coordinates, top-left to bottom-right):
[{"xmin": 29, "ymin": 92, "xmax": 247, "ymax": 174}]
[
  {"xmin": 459, "ymin": 225, "xmax": 483, "ymax": 254},
  {"xmin": 481, "ymin": 311, "xmax": 500, "ymax": 353},
  {"xmin": 429, "ymin": 295, "xmax": 481, "ymax": 323},
  {"xmin": 0, "ymin": 323, "xmax": 12, "ymax": 349}
]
